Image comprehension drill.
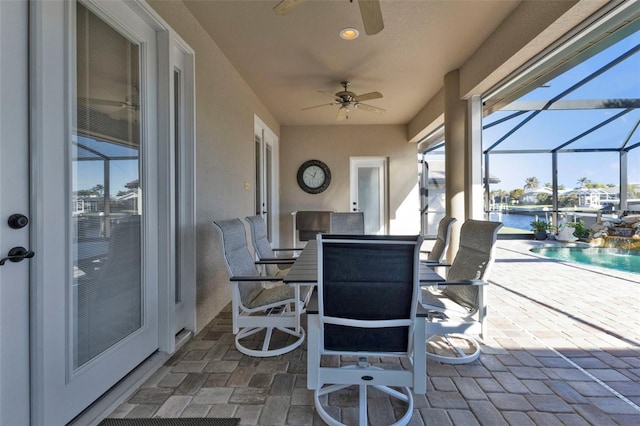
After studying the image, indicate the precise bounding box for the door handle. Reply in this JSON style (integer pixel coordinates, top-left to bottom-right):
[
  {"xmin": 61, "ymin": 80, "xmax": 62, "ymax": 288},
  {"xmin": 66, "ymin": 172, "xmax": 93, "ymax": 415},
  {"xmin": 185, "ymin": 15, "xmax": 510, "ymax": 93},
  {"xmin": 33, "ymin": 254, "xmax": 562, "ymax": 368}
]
[{"xmin": 0, "ymin": 246, "xmax": 35, "ymax": 266}]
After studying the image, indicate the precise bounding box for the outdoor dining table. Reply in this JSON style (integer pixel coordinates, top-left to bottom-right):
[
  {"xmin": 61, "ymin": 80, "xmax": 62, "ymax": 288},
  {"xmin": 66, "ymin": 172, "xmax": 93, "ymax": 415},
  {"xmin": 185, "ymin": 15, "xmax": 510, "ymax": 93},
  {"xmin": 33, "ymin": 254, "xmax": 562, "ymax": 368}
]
[
  {"xmin": 282, "ymin": 239, "xmax": 446, "ymax": 285},
  {"xmin": 282, "ymin": 238, "xmax": 441, "ymax": 392}
]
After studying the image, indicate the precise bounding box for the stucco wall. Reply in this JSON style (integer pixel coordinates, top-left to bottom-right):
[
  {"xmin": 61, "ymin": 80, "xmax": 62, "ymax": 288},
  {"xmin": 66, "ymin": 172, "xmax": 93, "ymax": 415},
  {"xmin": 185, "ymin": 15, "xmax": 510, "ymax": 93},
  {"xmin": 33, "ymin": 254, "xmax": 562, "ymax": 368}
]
[
  {"xmin": 148, "ymin": 0, "xmax": 280, "ymax": 332},
  {"xmin": 279, "ymin": 125, "xmax": 420, "ymax": 246}
]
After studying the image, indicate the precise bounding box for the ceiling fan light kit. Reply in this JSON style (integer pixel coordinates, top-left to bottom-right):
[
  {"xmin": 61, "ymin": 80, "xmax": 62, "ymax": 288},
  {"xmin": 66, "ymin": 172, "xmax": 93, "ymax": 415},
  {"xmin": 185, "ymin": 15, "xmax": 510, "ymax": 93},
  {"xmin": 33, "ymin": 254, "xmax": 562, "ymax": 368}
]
[{"xmin": 302, "ymin": 81, "xmax": 385, "ymax": 121}]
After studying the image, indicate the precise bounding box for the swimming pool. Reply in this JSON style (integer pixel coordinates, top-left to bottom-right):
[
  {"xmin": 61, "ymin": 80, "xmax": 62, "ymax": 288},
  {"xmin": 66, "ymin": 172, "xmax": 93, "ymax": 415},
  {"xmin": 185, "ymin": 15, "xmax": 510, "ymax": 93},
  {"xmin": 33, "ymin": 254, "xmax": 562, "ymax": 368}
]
[{"xmin": 530, "ymin": 245, "xmax": 640, "ymax": 274}]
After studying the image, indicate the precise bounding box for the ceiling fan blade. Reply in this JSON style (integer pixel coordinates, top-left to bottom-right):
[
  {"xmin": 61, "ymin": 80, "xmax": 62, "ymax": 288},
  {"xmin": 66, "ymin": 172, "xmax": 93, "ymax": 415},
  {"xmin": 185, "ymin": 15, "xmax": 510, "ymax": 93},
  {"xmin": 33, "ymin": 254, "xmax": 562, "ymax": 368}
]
[
  {"xmin": 355, "ymin": 103, "xmax": 385, "ymax": 114},
  {"xmin": 354, "ymin": 91, "xmax": 382, "ymax": 102},
  {"xmin": 302, "ymin": 103, "xmax": 335, "ymax": 111},
  {"xmin": 107, "ymin": 105, "xmax": 134, "ymax": 121},
  {"xmin": 274, "ymin": 0, "xmax": 303, "ymax": 16},
  {"xmin": 358, "ymin": 0, "xmax": 384, "ymax": 35},
  {"xmin": 336, "ymin": 106, "xmax": 349, "ymax": 121},
  {"xmin": 317, "ymin": 90, "xmax": 341, "ymax": 100}
]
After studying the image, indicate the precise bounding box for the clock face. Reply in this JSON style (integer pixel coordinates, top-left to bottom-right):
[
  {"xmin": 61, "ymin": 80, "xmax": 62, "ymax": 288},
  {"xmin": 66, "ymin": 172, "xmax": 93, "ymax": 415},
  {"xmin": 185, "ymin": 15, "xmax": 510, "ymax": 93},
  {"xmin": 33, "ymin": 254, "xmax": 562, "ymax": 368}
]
[
  {"xmin": 297, "ymin": 160, "xmax": 331, "ymax": 194},
  {"xmin": 302, "ymin": 165, "xmax": 325, "ymax": 188}
]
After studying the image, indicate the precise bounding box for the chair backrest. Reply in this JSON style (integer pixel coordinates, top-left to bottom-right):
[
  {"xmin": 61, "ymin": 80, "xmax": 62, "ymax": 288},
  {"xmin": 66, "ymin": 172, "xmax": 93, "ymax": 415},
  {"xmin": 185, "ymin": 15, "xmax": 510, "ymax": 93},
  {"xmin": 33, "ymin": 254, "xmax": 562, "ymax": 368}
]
[
  {"xmin": 317, "ymin": 234, "xmax": 423, "ymax": 354},
  {"xmin": 213, "ymin": 219, "xmax": 263, "ymax": 305},
  {"xmin": 245, "ymin": 215, "xmax": 279, "ymax": 275},
  {"xmin": 442, "ymin": 219, "xmax": 503, "ymax": 310},
  {"xmin": 329, "ymin": 212, "xmax": 365, "ymax": 235},
  {"xmin": 427, "ymin": 216, "xmax": 457, "ymax": 262}
]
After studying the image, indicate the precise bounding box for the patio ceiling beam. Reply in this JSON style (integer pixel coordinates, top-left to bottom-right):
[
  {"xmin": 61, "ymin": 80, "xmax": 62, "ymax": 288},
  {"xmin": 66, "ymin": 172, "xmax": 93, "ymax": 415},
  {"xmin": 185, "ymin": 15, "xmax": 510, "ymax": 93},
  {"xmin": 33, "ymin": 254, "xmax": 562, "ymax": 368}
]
[{"xmin": 501, "ymin": 99, "xmax": 640, "ymax": 111}]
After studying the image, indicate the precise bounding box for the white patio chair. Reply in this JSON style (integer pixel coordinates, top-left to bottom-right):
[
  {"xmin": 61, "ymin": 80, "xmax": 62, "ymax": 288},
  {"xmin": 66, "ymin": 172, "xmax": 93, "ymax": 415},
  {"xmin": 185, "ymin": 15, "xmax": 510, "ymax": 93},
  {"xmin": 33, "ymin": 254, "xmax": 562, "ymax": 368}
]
[
  {"xmin": 308, "ymin": 234, "xmax": 426, "ymax": 426},
  {"xmin": 422, "ymin": 219, "xmax": 503, "ymax": 364},
  {"xmin": 213, "ymin": 218, "xmax": 311, "ymax": 357},
  {"xmin": 245, "ymin": 215, "xmax": 296, "ymax": 276}
]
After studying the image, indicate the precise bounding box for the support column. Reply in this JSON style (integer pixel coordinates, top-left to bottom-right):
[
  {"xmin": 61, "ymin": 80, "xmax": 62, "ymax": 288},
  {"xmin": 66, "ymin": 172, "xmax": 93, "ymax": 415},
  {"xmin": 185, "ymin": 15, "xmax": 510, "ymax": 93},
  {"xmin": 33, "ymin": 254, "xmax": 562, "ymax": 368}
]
[
  {"xmin": 444, "ymin": 70, "xmax": 466, "ymax": 259},
  {"xmin": 467, "ymin": 95, "xmax": 484, "ymax": 220}
]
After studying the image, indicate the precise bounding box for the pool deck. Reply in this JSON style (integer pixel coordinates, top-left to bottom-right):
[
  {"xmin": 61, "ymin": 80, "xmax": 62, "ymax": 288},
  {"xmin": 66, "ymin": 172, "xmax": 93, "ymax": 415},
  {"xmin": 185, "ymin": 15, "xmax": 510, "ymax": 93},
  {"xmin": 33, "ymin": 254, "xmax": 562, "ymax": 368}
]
[{"xmin": 104, "ymin": 239, "xmax": 640, "ymax": 425}]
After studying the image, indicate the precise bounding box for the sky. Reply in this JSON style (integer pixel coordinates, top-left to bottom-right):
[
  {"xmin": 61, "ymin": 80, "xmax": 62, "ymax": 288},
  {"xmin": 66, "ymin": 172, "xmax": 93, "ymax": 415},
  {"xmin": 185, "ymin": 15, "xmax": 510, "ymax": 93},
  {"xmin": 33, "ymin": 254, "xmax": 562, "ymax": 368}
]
[{"xmin": 481, "ymin": 28, "xmax": 640, "ymax": 192}]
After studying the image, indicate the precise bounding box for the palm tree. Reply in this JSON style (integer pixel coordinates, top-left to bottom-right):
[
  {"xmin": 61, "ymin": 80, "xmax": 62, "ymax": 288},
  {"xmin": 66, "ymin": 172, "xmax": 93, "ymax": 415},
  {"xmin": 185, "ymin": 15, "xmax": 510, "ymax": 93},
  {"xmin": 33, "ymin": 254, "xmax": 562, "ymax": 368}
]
[
  {"xmin": 497, "ymin": 189, "xmax": 507, "ymax": 204},
  {"xmin": 576, "ymin": 177, "xmax": 590, "ymax": 188},
  {"xmin": 524, "ymin": 176, "xmax": 539, "ymax": 190}
]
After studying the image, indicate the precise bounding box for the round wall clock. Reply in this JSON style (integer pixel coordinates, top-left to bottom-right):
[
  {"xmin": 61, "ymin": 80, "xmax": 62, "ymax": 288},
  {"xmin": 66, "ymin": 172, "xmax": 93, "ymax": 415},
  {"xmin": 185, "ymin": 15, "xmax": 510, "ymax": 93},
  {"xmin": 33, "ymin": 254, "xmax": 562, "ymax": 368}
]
[{"xmin": 297, "ymin": 159, "xmax": 331, "ymax": 194}]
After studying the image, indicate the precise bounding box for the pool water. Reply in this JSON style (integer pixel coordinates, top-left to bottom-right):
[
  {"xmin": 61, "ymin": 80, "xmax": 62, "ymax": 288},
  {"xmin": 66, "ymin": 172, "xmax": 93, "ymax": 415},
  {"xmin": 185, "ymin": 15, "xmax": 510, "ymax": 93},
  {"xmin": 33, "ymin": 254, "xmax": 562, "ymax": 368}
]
[{"xmin": 530, "ymin": 245, "xmax": 640, "ymax": 274}]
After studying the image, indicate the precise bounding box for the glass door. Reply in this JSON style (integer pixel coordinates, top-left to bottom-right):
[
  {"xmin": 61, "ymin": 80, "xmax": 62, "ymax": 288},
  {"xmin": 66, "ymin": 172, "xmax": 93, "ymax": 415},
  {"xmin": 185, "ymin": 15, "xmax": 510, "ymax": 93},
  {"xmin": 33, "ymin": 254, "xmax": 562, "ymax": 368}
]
[{"xmin": 31, "ymin": 2, "xmax": 160, "ymax": 423}]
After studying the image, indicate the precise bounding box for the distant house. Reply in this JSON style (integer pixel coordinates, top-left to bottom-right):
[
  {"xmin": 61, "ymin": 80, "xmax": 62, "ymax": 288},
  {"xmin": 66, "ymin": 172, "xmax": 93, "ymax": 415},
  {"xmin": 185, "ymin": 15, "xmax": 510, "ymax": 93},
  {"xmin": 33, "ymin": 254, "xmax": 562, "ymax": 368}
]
[
  {"xmin": 570, "ymin": 187, "xmax": 619, "ymax": 208},
  {"xmin": 520, "ymin": 187, "xmax": 552, "ymax": 205}
]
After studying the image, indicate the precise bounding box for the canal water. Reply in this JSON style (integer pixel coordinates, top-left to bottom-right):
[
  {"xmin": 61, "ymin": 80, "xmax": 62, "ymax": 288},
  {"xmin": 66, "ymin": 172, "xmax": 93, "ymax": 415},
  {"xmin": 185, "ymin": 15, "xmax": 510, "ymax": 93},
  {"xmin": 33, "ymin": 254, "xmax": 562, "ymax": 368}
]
[{"xmin": 489, "ymin": 212, "xmax": 539, "ymax": 231}]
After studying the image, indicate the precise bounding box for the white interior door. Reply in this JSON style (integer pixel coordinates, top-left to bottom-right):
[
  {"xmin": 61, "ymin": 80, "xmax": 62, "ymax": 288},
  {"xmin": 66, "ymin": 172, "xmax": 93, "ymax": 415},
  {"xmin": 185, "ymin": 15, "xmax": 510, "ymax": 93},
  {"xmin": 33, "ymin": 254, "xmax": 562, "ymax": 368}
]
[
  {"xmin": 254, "ymin": 116, "xmax": 280, "ymax": 245},
  {"xmin": 0, "ymin": 2, "xmax": 31, "ymax": 424},
  {"xmin": 30, "ymin": 1, "xmax": 160, "ymax": 423},
  {"xmin": 350, "ymin": 157, "xmax": 388, "ymax": 235}
]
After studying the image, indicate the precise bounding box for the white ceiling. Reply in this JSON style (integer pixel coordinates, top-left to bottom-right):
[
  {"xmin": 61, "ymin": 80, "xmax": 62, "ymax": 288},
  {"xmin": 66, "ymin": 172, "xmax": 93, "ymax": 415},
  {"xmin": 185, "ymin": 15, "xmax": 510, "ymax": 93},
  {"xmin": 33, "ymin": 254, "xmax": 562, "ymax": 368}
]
[{"xmin": 183, "ymin": 0, "xmax": 521, "ymax": 126}]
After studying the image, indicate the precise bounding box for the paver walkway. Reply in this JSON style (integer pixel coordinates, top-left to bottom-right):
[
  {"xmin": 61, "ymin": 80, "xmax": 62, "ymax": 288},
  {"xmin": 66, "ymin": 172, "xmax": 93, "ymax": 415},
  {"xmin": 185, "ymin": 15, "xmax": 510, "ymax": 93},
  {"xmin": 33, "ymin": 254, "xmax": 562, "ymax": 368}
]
[{"xmin": 105, "ymin": 239, "xmax": 640, "ymax": 425}]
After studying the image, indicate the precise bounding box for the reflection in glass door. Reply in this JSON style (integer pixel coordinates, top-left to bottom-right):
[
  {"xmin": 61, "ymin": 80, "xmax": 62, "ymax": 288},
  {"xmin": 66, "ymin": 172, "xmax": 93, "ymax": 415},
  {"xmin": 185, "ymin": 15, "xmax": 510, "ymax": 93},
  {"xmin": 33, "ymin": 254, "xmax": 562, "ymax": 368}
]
[{"xmin": 74, "ymin": 2, "xmax": 142, "ymax": 368}]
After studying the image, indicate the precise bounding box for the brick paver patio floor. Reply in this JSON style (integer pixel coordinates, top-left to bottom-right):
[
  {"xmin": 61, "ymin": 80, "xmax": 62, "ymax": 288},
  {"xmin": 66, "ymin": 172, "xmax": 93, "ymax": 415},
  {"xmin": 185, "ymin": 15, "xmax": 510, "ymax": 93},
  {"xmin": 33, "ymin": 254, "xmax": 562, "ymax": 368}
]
[{"xmin": 106, "ymin": 239, "xmax": 640, "ymax": 425}]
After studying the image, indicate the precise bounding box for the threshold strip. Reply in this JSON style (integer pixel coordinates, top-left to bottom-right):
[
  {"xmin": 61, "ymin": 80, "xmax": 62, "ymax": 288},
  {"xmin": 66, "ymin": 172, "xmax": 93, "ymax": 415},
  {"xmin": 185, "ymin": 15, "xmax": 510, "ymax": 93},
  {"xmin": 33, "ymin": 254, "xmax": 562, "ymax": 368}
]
[{"xmin": 491, "ymin": 304, "xmax": 640, "ymax": 413}]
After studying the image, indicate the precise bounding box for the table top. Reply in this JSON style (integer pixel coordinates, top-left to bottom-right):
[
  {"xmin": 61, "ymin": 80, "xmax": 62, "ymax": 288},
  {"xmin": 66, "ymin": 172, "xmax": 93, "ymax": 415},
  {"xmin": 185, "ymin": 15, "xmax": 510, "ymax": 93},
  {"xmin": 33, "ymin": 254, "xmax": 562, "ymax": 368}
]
[{"xmin": 283, "ymin": 240, "xmax": 444, "ymax": 284}]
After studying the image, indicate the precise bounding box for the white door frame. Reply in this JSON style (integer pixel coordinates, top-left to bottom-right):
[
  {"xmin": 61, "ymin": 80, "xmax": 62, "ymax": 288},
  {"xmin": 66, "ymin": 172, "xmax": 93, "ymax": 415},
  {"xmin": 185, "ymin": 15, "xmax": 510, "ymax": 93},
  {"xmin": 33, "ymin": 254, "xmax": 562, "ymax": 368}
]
[
  {"xmin": 350, "ymin": 157, "xmax": 388, "ymax": 235},
  {"xmin": 162, "ymin": 35, "xmax": 197, "ymax": 340},
  {"xmin": 0, "ymin": 1, "xmax": 31, "ymax": 424}
]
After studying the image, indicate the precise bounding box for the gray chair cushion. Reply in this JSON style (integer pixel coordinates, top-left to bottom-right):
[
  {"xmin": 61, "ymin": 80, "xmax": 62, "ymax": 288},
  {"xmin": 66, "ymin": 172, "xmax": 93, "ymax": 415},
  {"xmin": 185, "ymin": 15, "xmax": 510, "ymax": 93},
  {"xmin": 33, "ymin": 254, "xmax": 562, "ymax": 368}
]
[
  {"xmin": 428, "ymin": 216, "xmax": 456, "ymax": 262},
  {"xmin": 441, "ymin": 220, "xmax": 502, "ymax": 310}
]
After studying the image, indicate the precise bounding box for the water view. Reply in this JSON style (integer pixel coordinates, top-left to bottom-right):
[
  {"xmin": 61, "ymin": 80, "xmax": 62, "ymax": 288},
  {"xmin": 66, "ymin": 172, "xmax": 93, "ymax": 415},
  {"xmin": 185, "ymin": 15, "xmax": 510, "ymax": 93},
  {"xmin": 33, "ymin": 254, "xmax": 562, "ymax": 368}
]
[
  {"xmin": 531, "ymin": 245, "xmax": 640, "ymax": 274},
  {"xmin": 489, "ymin": 212, "xmax": 538, "ymax": 231}
]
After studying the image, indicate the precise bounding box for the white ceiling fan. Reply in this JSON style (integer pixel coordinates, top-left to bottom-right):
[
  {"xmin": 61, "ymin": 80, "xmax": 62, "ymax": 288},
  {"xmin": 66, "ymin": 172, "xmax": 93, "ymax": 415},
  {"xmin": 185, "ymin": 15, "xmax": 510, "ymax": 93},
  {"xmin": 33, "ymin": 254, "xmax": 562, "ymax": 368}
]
[
  {"xmin": 302, "ymin": 81, "xmax": 385, "ymax": 121},
  {"xmin": 274, "ymin": 0, "xmax": 384, "ymax": 35},
  {"xmin": 77, "ymin": 88, "xmax": 139, "ymax": 122}
]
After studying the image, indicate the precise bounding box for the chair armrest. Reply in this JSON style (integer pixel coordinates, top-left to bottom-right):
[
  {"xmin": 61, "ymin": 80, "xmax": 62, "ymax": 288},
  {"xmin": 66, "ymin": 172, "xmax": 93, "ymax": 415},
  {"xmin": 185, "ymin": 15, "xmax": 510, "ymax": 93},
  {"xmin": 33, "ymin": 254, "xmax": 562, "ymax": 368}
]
[
  {"xmin": 437, "ymin": 279, "xmax": 487, "ymax": 286},
  {"xmin": 229, "ymin": 275, "xmax": 283, "ymax": 282},
  {"xmin": 416, "ymin": 304, "xmax": 431, "ymax": 318},
  {"xmin": 255, "ymin": 258, "xmax": 296, "ymax": 264},
  {"xmin": 420, "ymin": 260, "xmax": 451, "ymax": 267}
]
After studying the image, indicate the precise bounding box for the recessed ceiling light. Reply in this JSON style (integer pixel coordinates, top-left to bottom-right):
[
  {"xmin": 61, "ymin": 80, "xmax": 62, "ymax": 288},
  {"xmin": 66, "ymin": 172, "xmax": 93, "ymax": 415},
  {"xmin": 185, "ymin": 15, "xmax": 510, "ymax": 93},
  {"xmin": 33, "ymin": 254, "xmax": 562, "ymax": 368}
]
[{"xmin": 340, "ymin": 28, "xmax": 359, "ymax": 40}]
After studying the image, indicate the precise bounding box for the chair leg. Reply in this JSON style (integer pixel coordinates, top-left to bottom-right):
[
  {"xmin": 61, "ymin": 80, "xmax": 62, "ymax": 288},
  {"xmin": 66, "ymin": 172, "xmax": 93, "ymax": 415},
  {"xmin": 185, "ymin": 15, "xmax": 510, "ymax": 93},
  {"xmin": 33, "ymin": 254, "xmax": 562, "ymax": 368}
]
[
  {"xmin": 234, "ymin": 304, "xmax": 306, "ymax": 357},
  {"xmin": 426, "ymin": 333, "xmax": 481, "ymax": 364},
  {"xmin": 313, "ymin": 364, "xmax": 414, "ymax": 426},
  {"xmin": 235, "ymin": 325, "xmax": 305, "ymax": 357}
]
